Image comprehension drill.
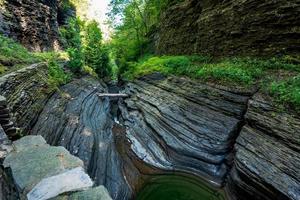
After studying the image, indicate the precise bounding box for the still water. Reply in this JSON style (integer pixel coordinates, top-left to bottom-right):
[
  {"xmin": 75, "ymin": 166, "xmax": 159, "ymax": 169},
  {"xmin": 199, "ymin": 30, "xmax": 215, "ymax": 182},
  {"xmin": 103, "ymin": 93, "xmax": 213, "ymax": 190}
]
[{"xmin": 136, "ymin": 175, "xmax": 226, "ymax": 200}]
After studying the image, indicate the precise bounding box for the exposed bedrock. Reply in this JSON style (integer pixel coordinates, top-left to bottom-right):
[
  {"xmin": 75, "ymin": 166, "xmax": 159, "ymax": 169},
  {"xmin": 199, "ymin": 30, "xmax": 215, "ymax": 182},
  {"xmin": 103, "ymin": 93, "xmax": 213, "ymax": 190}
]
[
  {"xmin": 0, "ymin": 0, "xmax": 61, "ymax": 51},
  {"xmin": 0, "ymin": 63, "xmax": 51, "ymax": 135},
  {"xmin": 119, "ymin": 74, "xmax": 254, "ymax": 187},
  {"xmin": 31, "ymin": 77, "xmax": 132, "ymax": 200},
  {"xmin": 226, "ymin": 93, "xmax": 300, "ymax": 200},
  {"xmin": 156, "ymin": 0, "xmax": 300, "ymax": 56}
]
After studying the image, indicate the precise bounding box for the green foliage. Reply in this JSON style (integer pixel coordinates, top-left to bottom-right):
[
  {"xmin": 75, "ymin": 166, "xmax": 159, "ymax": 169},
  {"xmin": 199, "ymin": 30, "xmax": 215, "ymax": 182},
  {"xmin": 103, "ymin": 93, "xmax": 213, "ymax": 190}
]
[
  {"xmin": 269, "ymin": 75, "xmax": 300, "ymax": 111},
  {"xmin": 197, "ymin": 61, "xmax": 263, "ymax": 85},
  {"xmin": 60, "ymin": 17, "xmax": 84, "ymax": 73},
  {"xmin": 84, "ymin": 21, "xmax": 111, "ymax": 78},
  {"xmin": 122, "ymin": 55, "xmax": 210, "ymax": 80},
  {"xmin": 0, "ymin": 34, "xmax": 40, "ymax": 65},
  {"xmin": 108, "ymin": 0, "xmax": 170, "ymax": 63},
  {"xmin": 47, "ymin": 57, "xmax": 71, "ymax": 89},
  {"xmin": 123, "ymin": 54, "xmax": 300, "ymax": 110}
]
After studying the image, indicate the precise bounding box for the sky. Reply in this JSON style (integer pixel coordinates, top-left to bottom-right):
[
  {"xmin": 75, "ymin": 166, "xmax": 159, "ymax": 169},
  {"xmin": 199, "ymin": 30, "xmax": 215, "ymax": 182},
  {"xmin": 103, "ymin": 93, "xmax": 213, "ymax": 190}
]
[{"xmin": 87, "ymin": 0, "xmax": 111, "ymax": 40}]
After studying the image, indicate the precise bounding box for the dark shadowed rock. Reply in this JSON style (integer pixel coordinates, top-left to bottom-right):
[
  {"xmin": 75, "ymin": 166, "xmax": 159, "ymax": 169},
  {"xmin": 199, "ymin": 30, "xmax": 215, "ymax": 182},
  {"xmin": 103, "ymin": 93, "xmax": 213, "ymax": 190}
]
[
  {"xmin": 31, "ymin": 77, "xmax": 132, "ymax": 200},
  {"xmin": 156, "ymin": 0, "xmax": 300, "ymax": 56},
  {"xmin": 0, "ymin": 0, "xmax": 61, "ymax": 51},
  {"xmin": 227, "ymin": 93, "xmax": 300, "ymax": 200}
]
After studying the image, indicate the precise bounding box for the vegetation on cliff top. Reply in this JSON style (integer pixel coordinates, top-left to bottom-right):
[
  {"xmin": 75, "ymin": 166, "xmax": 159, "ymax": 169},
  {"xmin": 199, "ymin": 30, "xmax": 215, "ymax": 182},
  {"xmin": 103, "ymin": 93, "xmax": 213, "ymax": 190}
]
[{"xmin": 122, "ymin": 55, "xmax": 300, "ymax": 111}]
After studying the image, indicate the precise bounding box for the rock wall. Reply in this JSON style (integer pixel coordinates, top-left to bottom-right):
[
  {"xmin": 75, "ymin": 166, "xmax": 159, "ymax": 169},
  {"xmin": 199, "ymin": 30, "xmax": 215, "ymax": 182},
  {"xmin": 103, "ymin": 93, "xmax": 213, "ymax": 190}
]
[
  {"xmin": 156, "ymin": 0, "xmax": 300, "ymax": 56},
  {"xmin": 226, "ymin": 94, "xmax": 300, "ymax": 200},
  {"xmin": 31, "ymin": 77, "xmax": 133, "ymax": 200},
  {"xmin": 119, "ymin": 74, "xmax": 254, "ymax": 187},
  {"xmin": 0, "ymin": 63, "xmax": 51, "ymax": 135},
  {"xmin": 0, "ymin": 0, "xmax": 61, "ymax": 51}
]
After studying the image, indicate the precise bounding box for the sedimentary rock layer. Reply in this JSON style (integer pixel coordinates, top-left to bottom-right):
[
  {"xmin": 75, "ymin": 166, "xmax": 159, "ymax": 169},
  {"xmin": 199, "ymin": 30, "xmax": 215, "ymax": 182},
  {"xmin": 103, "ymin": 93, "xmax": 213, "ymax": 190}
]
[
  {"xmin": 0, "ymin": 63, "xmax": 50, "ymax": 134},
  {"xmin": 119, "ymin": 74, "xmax": 253, "ymax": 186},
  {"xmin": 227, "ymin": 94, "xmax": 300, "ymax": 200},
  {"xmin": 0, "ymin": 0, "xmax": 60, "ymax": 51},
  {"xmin": 156, "ymin": 0, "xmax": 300, "ymax": 56},
  {"xmin": 31, "ymin": 77, "xmax": 132, "ymax": 200}
]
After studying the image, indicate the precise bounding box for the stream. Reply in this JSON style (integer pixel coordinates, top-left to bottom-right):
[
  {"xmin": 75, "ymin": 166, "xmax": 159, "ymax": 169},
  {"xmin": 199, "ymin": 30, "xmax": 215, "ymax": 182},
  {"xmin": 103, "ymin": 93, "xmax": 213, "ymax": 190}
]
[{"xmin": 30, "ymin": 76, "xmax": 238, "ymax": 200}]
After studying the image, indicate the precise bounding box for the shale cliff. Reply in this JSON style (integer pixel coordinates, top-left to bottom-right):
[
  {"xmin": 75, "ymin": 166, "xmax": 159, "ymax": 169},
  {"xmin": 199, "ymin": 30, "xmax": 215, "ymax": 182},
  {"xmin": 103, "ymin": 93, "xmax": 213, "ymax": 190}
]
[
  {"xmin": 156, "ymin": 0, "xmax": 300, "ymax": 56},
  {"xmin": 0, "ymin": 61, "xmax": 299, "ymax": 200},
  {"xmin": 0, "ymin": 0, "xmax": 71, "ymax": 51}
]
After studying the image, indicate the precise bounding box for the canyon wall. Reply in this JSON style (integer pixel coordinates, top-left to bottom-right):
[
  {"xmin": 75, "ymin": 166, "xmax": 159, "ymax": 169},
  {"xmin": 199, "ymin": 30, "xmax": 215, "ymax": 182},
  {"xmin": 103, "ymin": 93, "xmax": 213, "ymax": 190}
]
[
  {"xmin": 156, "ymin": 0, "xmax": 300, "ymax": 56},
  {"xmin": 0, "ymin": 0, "xmax": 63, "ymax": 51}
]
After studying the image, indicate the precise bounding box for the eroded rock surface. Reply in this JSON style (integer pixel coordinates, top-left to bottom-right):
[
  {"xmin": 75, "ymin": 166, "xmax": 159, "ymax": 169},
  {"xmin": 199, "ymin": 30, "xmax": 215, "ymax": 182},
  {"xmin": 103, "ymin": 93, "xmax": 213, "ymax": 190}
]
[
  {"xmin": 0, "ymin": 0, "xmax": 60, "ymax": 51},
  {"xmin": 0, "ymin": 63, "xmax": 51, "ymax": 134},
  {"xmin": 31, "ymin": 77, "xmax": 132, "ymax": 200},
  {"xmin": 156, "ymin": 0, "xmax": 300, "ymax": 56},
  {"xmin": 227, "ymin": 94, "xmax": 300, "ymax": 200},
  {"xmin": 119, "ymin": 74, "xmax": 253, "ymax": 186}
]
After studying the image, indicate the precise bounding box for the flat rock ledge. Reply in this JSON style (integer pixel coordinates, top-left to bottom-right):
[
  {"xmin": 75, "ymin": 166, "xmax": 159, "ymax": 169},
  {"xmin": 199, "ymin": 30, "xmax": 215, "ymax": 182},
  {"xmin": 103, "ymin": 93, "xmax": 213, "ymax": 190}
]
[{"xmin": 3, "ymin": 135, "xmax": 112, "ymax": 200}]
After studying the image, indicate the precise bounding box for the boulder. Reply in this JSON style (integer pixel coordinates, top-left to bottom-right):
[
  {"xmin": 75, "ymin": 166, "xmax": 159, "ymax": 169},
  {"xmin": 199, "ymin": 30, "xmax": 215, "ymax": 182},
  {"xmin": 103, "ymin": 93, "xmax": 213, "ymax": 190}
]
[
  {"xmin": 31, "ymin": 77, "xmax": 132, "ymax": 200},
  {"xmin": 52, "ymin": 186, "xmax": 112, "ymax": 200},
  {"xmin": 3, "ymin": 135, "xmax": 96, "ymax": 199}
]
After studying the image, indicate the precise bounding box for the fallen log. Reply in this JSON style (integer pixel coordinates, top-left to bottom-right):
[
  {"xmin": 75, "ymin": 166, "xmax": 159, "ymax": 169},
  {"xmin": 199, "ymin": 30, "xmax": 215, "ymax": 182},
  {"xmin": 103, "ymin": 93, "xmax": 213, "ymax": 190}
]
[{"xmin": 97, "ymin": 93, "xmax": 129, "ymax": 98}]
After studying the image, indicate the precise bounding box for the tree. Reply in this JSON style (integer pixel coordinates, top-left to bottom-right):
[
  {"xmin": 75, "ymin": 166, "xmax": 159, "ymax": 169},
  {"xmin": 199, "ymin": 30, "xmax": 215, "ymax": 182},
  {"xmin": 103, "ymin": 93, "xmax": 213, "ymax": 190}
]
[
  {"xmin": 60, "ymin": 17, "xmax": 85, "ymax": 73},
  {"xmin": 84, "ymin": 21, "xmax": 111, "ymax": 77},
  {"xmin": 107, "ymin": 0, "xmax": 170, "ymax": 62}
]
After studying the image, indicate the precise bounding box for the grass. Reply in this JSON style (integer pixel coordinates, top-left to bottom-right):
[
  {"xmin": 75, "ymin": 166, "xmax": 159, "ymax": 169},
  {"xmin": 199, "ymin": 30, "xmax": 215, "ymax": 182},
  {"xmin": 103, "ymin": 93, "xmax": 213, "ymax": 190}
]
[
  {"xmin": 269, "ymin": 75, "xmax": 300, "ymax": 111},
  {"xmin": 0, "ymin": 35, "xmax": 40, "ymax": 66},
  {"xmin": 121, "ymin": 55, "xmax": 300, "ymax": 111},
  {"xmin": 0, "ymin": 34, "xmax": 71, "ymax": 90}
]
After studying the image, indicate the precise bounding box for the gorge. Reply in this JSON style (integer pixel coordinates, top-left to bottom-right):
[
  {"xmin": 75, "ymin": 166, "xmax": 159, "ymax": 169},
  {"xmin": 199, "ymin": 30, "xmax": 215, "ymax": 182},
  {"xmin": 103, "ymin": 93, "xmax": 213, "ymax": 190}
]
[{"xmin": 0, "ymin": 0, "xmax": 300, "ymax": 200}]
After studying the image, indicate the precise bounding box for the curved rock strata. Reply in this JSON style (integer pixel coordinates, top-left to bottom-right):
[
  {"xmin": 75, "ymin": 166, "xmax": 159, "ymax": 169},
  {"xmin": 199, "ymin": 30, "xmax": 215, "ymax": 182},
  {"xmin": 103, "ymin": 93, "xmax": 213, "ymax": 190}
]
[
  {"xmin": 227, "ymin": 93, "xmax": 300, "ymax": 200},
  {"xmin": 119, "ymin": 74, "xmax": 254, "ymax": 186},
  {"xmin": 0, "ymin": 63, "xmax": 51, "ymax": 135},
  {"xmin": 31, "ymin": 77, "xmax": 132, "ymax": 200}
]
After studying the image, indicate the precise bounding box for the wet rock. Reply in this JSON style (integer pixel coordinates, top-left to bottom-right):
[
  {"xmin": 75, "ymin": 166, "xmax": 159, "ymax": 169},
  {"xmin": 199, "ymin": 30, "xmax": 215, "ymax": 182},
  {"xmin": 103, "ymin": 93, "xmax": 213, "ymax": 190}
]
[
  {"xmin": 227, "ymin": 93, "xmax": 300, "ymax": 200},
  {"xmin": 31, "ymin": 77, "xmax": 132, "ymax": 200},
  {"xmin": 119, "ymin": 75, "xmax": 253, "ymax": 186}
]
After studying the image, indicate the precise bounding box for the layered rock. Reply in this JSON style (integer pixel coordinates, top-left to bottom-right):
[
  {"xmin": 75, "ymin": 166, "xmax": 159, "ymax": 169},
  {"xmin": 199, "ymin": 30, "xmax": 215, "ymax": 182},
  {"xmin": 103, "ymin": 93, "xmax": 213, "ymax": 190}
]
[
  {"xmin": 0, "ymin": 63, "xmax": 51, "ymax": 135},
  {"xmin": 156, "ymin": 0, "xmax": 300, "ymax": 56},
  {"xmin": 227, "ymin": 93, "xmax": 300, "ymax": 200},
  {"xmin": 119, "ymin": 74, "xmax": 253, "ymax": 186},
  {"xmin": 0, "ymin": 0, "xmax": 60, "ymax": 51},
  {"xmin": 0, "ymin": 96, "xmax": 17, "ymax": 139},
  {"xmin": 31, "ymin": 77, "xmax": 132, "ymax": 200}
]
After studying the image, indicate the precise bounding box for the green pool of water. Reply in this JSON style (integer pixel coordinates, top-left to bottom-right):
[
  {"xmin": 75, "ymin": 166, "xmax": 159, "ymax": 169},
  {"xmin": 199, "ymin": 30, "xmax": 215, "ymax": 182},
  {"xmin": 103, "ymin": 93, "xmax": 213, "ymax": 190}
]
[{"xmin": 136, "ymin": 175, "xmax": 226, "ymax": 200}]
